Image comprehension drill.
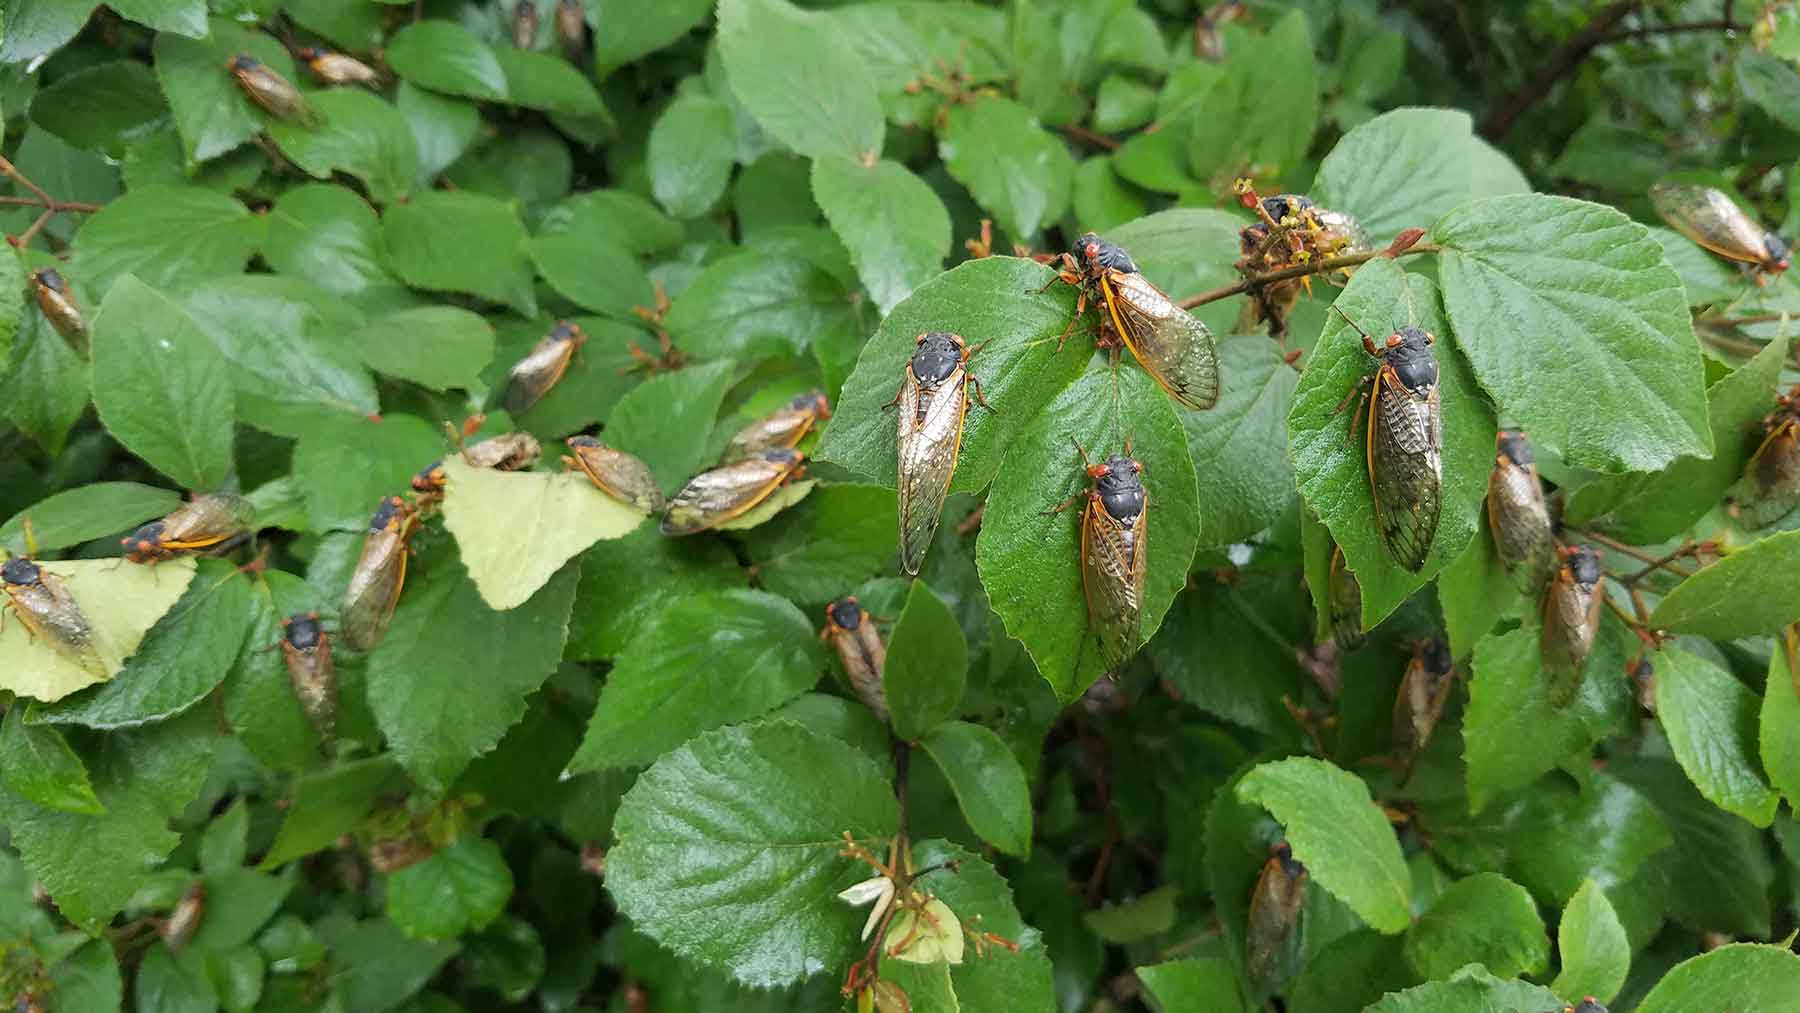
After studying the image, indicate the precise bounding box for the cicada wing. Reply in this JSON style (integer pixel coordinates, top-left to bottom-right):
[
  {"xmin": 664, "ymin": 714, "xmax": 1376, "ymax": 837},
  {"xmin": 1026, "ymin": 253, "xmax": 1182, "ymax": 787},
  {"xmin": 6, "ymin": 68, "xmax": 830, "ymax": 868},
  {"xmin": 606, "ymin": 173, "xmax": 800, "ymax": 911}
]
[
  {"xmin": 1742, "ymin": 419, "xmax": 1800, "ymax": 528},
  {"xmin": 160, "ymin": 494, "xmax": 255, "ymax": 550},
  {"xmin": 661, "ymin": 456, "xmax": 793, "ymax": 535},
  {"xmin": 342, "ymin": 530, "xmax": 408, "ymax": 652},
  {"xmin": 5, "ymin": 576, "xmax": 95, "ymax": 657},
  {"xmin": 833, "ymin": 625, "xmax": 890, "ymax": 723},
  {"xmin": 1104, "ymin": 272, "xmax": 1220, "ymax": 409},
  {"xmin": 1326, "ymin": 544, "xmax": 1364, "ymax": 650},
  {"xmin": 1368, "ymin": 370, "xmax": 1443, "ymax": 572},
  {"xmin": 1487, "ymin": 459, "xmax": 1555, "ymax": 591},
  {"xmin": 724, "ymin": 409, "xmax": 813, "ymax": 461},
  {"xmin": 896, "ymin": 369, "xmax": 968, "ymax": 575},
  {"xmin": 1650, "ymin": 184, "xmax": 1772, "ymax": 265},
  {"xmin": 503, "ymin": 338, "xmax": 575, "ymax": 415},
  {"xmin": 573, "ymin": 445, "xmax": 665, "ymax": 512},
  {"xmin": 1391, "ymin": 658, "xmax": 1452, "ymax": 765},
  {"xmin": 284, "ymin": 641, "xmax": 338, "ymax": 744},
  {"xmin": 1080, "ymin": 497, "xmax": 1148, "ymax": 674},
  {"xmin": 1540, "ymin": 576, "xmax": 1601, "ymax": 707},
  {"xmin": 1244, "ymin": 856, "xmax": 1307, "ymax": 987}
]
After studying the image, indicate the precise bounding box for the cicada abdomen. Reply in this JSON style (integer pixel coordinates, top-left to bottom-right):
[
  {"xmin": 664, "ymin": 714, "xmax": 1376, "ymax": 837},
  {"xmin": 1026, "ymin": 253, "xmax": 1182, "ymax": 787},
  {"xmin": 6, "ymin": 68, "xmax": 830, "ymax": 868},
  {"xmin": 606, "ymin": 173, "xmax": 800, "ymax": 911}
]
[
  {"xmin": 565, "ymin": 436, "xmax": 665, "ymax": 513},
  {"xmin": 1651, "ymin": 183, "xmax": 1790, "ymax": 280},
  {"xmin": 724, "ymin": 390, "xmax": 831, "ymax": 462},
  {"xmin": 1487, "ymin": 430, "xmax": 1555, "ymax": 592},
  {"xmin": 1327, "ymin": 542, "xmax": 1364, "ymax": 650},
  {"xmin": 1245, "ymin": 840, "xmax": 1307, "ymax": 988},
  {"xmin": 822, "ymin": 597, "xmax": 888, "ymax": 723},
  {"xmin": 1342, "ymin": 316, "xmax": 1443, "ymax": 572},
  {"xmin": 503, "ymin": 321, "xmax": 587, "ymax": 415},
  {"xmin": 122, "ymin": 493, "xmax": 256, "ymax": 564},
  {"xmin": 1075, "ymin": 449, "xmax": 1148, "ymax": 676},
  {"xmin": 342, "ymin": 496, "xmax": 419, "ymax": 652},
  {"xmin": 1392, "ymin": 637, "xmax": 1454, "ymax": 780},
  {"xmin": 280, "ymin": 611, "xmax": 337, "ymax": 748},
  {"xmin": 1056, "ymin": 233, "xmax": 1220, "ymax": 410},
  {"xmin": 1740, "ymin": 384, "xmax": 1800, "ymax": 528},
  {"xmin": 661, "ymin": 448, "xmax": 806, "ymax": 536},
  {"xmin": 295, "ymin": 46, "xmax": 380, "ymax": 87},
  {"xmin": 894, "ymin": 331, "xmax": 984, "ymax": 575},
  {"xmin": 2, "ymin": 556, "xmax": 95, "ymax": 662},
  {"xmin": 29, "ymin": 268, "xmax": 87, "ymax": 356},
  {"xmin": 1541, "ymin": 544, "xmax": 1604, "ymax": 707},
  {"xmin": 226, "ymin": 55, "xmax": 311, "ymax": 122}
]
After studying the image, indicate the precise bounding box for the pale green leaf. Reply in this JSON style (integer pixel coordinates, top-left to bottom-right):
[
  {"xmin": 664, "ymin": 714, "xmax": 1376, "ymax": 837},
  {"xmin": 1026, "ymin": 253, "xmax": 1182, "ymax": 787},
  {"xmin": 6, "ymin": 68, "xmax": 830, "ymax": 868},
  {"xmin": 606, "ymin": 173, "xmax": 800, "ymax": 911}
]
[
  {"xmin": 812, "ymin": 156, "xmax": 950, "ymax": 314},
  {"xmin": 717, "ymin": 0, "xmax": 884, "ymax": 160}
]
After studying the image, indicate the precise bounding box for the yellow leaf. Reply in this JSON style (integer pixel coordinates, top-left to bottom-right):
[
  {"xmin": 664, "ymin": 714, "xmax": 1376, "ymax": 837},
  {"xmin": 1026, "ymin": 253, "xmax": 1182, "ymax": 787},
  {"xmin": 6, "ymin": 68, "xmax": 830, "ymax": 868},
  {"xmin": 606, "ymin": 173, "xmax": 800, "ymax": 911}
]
[
  {"xmin": 713, "ymin": 479, "xmax": 817, "ymax": 531},
  {"xmin": 886, "ymin": 897, "xmax": 964, "ymax": 966},
  {"xmin": 0, "ymin": 557, "xmax": 196, "ymax": 702}
]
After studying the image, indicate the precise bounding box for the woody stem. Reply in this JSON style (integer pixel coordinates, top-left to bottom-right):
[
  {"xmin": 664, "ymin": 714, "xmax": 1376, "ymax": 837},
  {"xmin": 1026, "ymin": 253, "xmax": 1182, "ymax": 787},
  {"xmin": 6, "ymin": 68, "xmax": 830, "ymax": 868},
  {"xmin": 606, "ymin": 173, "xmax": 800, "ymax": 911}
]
[{"xmin": 1175, "ymin": 244, "xmax": 1442, "ymax": 310}]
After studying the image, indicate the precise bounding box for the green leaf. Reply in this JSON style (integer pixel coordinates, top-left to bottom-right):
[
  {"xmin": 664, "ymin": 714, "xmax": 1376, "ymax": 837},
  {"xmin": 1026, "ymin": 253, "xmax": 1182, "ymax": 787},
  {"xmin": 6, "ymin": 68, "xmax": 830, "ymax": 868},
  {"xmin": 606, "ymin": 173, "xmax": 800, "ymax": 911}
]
[
  {"xmin": 381, "ymin": 190, "xmax": 536, "ymax": 315},
  {"xmin": 717, "ymin": 0, "xmax": 884, "ymax": 161},
  {"xmin": 812, "ymin": 156, "xmax": 951, "ymax": 314},
  {"xmin": 595, "ymin": 0, "xmax": 710, "ymax": 70},
  {"xmin": 1763, "ymin": 644, "xmax": 1800, "ymax": 806},
  {"xmin": 0, "ymin": 708, "xmax": 214, "ymax": 933},
  {"xmin": 0, "ymin": 247, "xmax": 26, "ymax": 386},
  {"xmin": 565, "ymin": 590, "xmax": 825, "ymax": 771},
  {"xmin": 1286, "ymin": 930, "xmax": 1413, "ymax": 1013},
  {"xmin": 537, "ymin": 189, "xmax": 683, "ymax": 257},
  {"xmin": 290, "ymin": 415, "xmax": 442, "ymax": 532},
  {"xmin": 1651, "ymin": 647, "xmax": 1780, "ymax": 826},
  {"xmin": 663, "ymin": 250, "xmax": 860, "ymax": 361},
  {"xmin": 47, "ymin": 941, "xmax": 123, "ymax": 1012},
  {"xmin": 1435, "ymin": 193, "xmax": 1710, "ymax": 472},
  {"xmin": 386, "ymin": 836, "xmax": 514, "ymax": 941},
  {"xmin": 0, "ymin": 0, "xmax": 92, "ymax": 65},
  {"xmin": 1565, "ymin": 335, "xmax": 1788, "ymax": 542},
  {"xmin": 1234, "ymin": 756, "xmax": 1411, "ymax": 934},
  {"xmin": 315, "ymin": 915, "xmax": 459, "ymax": 1013},
  {"xmin": 493, "ymin": 47, "xmax": 607, "ymax": 118},
  {"xmin": 152, "ymin": 20, "xmax": 293, "ymax": 166},
  {"xmin": 440, "ymin": 457, "xmax": 647, "ymax": 610},
  {"xmin": 72, "ymin": 185, "xmax": 263, "ymax": 297},
  {"xmin": 3, "ymin": 309, "xmax": 90, "ymax": 456},
  {"xmin": 1072, "ymin": 156, "xmax": 1149, "ymax": 234},
  {"xmin": 397, "ymin": 81, "xmax": 482, "ymax": 181},
  {"xmin": 220, "ymin": 574, "xmax": 320, "ymax": 771},
  {"xmin": 263, "ymin": 183, "xmax": 396, "ymax": 297},
  {"xmin": 108, "ymin": 0, "xmax": 206, "ymax": 35},
  {"xmin": 1288, "ymin": 257, "xmax": 1494, "ymax": 625},
  {"xmin": 648, "ymin": 96, "xmax": 736, "ymax": 219},
  {"xmin": 1636, "ymin": 943, "xmax": 1800, "ymax": 1013},
  {"xmin": 1737, "ymin": 51, "xmax": 1800, "ymax": 133},
  {"xmin": 606, "ymin": 720, "xmax": 900, "ymax": 988},
  {"xmin": 884, "ymin": 579, "xmax": 969, "ymax": 740},
  {"xmin": 919, "ymin": 721, "xmax": 1032, "ymax": 857},
  {"xmin": 566, "ymin": 526, "xmax": 748, "ymax": 661},
  {"xmin": 601, "ymin": 358, "xmax": 736, "ymax": 495},
  {"xmin": 37, "ymin": 561, "xmax": 253, "ymax": 728},
  {"xmin": 28, "ymin": 60, "xmax": 166, "ymax": 152},
  {"xmin": 940, "ymin": 95, "xmax": 1075, "ymax": 239},
  {"xmin": 1403, "ymin": 872, "xmax": 1548, "ymax": 981},
  {"xmin": 365, "ymin": 553, "xmax": 577, "ymax": 794},
  {"xmin": 524, "ymin": 229, "xmax": 655, "ymax": 319},
  {"xmin": 385, "ymin": 21, "xmax": 509, "ymax": 101},
  {"xmin": 1438, "ymin": 511, "xmax": 1528, "ymax": 657},
  {"xmin": 0, "ymin": 482, "xmax": 182, "ymax": 555},
  {"xmin": 1650, "ymin": 224, "xmax": 1744, "ymax": 306},
  {"xmin": 741, "ymin": 483, "xmax": 898, "ymax": 603},
  {"xmin": 261, "ymin": 756, "xmax": 406, "ymax": 868},
  {"xmin": 1361, "ymin": 964, "xmax": 1562, "ymax": 1013},
  {"xmin": 136, "ymin": 942, "xmax": 214, "ymax": 1010},
  {"xmin": 462, "ymin": 914, "xmax": 545, "ymax": 1002},
  {"xmin": 1182, "ymin": 10, "xmax": 1317, "ymax": 181},
  {"xmin": 977, "ymin": 362, "xmax": 1200, "ymax": 699},
  {"xmin": 0, "ymin": 557, "xmax": 196, "ymax": 704},
  {"xmin": 352, "ymin": 306, "xmax": 494, "ymax": 391},
  {"xmin": 1550, "ymin": 879, "xmax": 1629, "ymax": 1005},
  {"xmin": 1611, "ymin": 757, "xmax": 1772, "ymax": 937},
  {"xmin": 1136, "ymin": 957, "xmax": 1252, "ymax": 1013},
  {"xmin": 1182, "ymin": 336, "xmax": 1299, "ymax": 546},
  {"xmin": 1149, "ymin": 573, "xmax": 1310, "ymax": 737},
  {"xmin": 0, "ymin": 707, "xmax": 102, "ymax": 815},
  {"xmin": 268, "ymin": 90, "xmax": 420, "ymax": 205},
  {"xmin": 1316, "ymin": 107, "xmax": 1529, "ymax": 243},
  {"xmin": 1651, "ymin": 531, "xmax": 1800, "ymax": 639}
]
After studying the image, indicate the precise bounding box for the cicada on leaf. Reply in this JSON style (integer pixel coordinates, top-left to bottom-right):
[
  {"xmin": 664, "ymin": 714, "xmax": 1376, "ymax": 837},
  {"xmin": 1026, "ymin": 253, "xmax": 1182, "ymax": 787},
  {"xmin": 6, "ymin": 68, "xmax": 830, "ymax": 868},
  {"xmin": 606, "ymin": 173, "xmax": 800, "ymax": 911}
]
[
  {"xmin": 513, "ymin": 0, "xmax": 540, "ymax": 48},
  {"xmin": 2, "ymin": 555, "xmax": 96, "ymax": 662},
  {"xmin": 661, "ymin": 448, "xmax": 807, "ymax": 536},
  {"xmin": 29, "ymin": 267, "xmax": 87, "ymax": 356},
  {"xmin": 1739, "ymin": 383, "xmax": 1800, "ymax": 528},
  {"xmin": 564, "ymin": 436, "xmax": 665, "ymax": 513},
  {"xmin": 1650, "ymin": 183, "xmax": 1790, "ymax": 281},
  {"xmin": 503, "ymin": 321, "xmax": 586, "ymax": 415},
  {"xmin": 1540, "ymin": 999, "xmax": 1610, "ymax": 1013},
  {"xmin": 295, "ymin": 45, "xmax": 380, "ymax": 87},
  {"xmin": 280, "ymin": 611, "xmax": 338, "ymax": 748},
  {"xmin": 412, "ymin": 422, "xmax": 543, "ymax": 505},
  {"xmin": 342, "ymin": 496, "xmax": 419, "ymax": 652},
  {"xmin": 723, "ymin": 390, "xmax": 831, "ymax": 462},
  {"xmin": 1064, "ymin": 445, "xmax": 1149, "ymax": 677},
  {"xmin": 1245, "ymin": 840, "xmax": 1307, "ymax": 987},
  {"xmin": 556, "ymin": 0, "xmax": 587, "ymax": 58},
  {"xmin": 1194, "ymin": 1, "xmax": 1246, "ymax": 61},
  {"xmin": 1327, "ymin": 542, "xmax": 1364, "ymax": 650},
  {"xmin": 822, "ymin": 596, "xmax": 889, "ymax": 723},
  {"xmin": 1053, "ymin": 234, "xmax": 1220, "ymax": 410},
  {"xmin": 226, "ymin": 55, "xmax": 312, "ymax": 123},
  {"xmin": 159, "ymin": 882, "xmax": 206, "ymax": 950},
  {"xmin": 1233, "ymin": 181, "xmax": 1369, "ymax": 338},
  {"xmin": 1541, "ymin": 544, "xmax": 1604, "ymax": 707},
  {"xmin": 1337, "ymin": 312, "xmax": 1443, "ymax": 572},
  {"xmin": 1629, "ymin": 657, "xmax": 1657, "ymax": 715},
  {"xmin": 1391, "ymin": 637, "xmax": 1455, "ymax": 780},
  {"xmin": 122, "ymin": 493, "xmax": 255, "ymax": 564},
  {"xmin": 1487, "ymin": 430, "xmax": 1555, "ymax": 592},
  {"xmin": 891, "ymin": 331, "xmax": 987, "ymax": 575}
]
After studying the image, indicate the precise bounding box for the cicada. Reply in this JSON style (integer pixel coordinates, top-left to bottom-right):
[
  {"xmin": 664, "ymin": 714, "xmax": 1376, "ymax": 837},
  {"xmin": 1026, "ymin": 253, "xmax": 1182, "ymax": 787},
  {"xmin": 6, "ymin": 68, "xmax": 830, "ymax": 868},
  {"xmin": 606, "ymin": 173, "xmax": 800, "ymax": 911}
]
[
  {"xmin": 661, "ymin": 448, "xmax": 807, "ymax": 536},
  {"xmin": 342, "ymin": 496, "xmax": 418, "ymax": 652},
  {"xmin": 1487, "ymin": 430, "xmax": 1555, "ymax": 592},
  {"xmin": 1629, "ymin": 657, "xmax": 1657, "ymax": 715},
  {"xmin": 1327, "ymin": 542, "xmax": 1364, "ymax": 650},
  {"xmin": 159, "ymin": 882, "xmax": 206, "ymax": 950},
  {"xmin": 1234, "ymin": 181, "xmax": 1369, "ymax": 338},
  {"xmin": 1056, "ymin": 444, "xmax": 1148, "ymax": 676},
  {"xmin": 564, "ymin": 436, "xmax": 665, "ymax": 513},
  {"xmin": 1540, "ymin": 1000, "xmax": 1610, "ymax": 1013},
  {"xmin": 1392, "ymin": 637, "xmax": 1454, "ymax": 779},
  {"xmin": 1337, "ymin": 313, "xmax": 1443, "ymax": 572},
  {"xmin": 723, "ymin": 390, "xmax": 832, "ymax": 462},
  {"xmin": 1650, "ymin": 183, "xmax": 1789, "ymax": 281},
  {"xmin": 822, "ymin": 596, "xmax": 888, "ymax": 723},
  {"xmin": 280, "ymin": 611, "xmax": 337, "ymax": 747},
  {"xmin": 2, "ymin": 555, "xmax": 94, "ymax": 659},
  {"xmin": 226, "ymin": 55, "xmax": 311, "ymax": 122},
  {"xmin": 1245, "ymin": 840, "xmax": 1307, "ymax": 987},
  {"xmin": 891, "ymin": 331, "xmax": 988, "ymax": 575},
  {"xmin": 513, "ymin": 0, "xmax": 540, "ymax": 48},
  {"xmin": 503, "ymin": 321, "xmax": 586, "ymax": 415},
  {"xmin": 412, "ymin": 426, "xmax": 543, "ymax": 503},
  {"xmin": 295, "ymin": 46, "xmax": 379, "ymax": 87},
  {"xmin": 29, "ymin": 267, "xmax": 87, "ymax": 355},
  {"xmin": 556, "ymin": 0, "xmax": 587, "ymax": 58},
  {"xmin": 1541, "ymin": 544, "xmax": 1604, "ymax": 706},
  {"xmin": 1194, "ymin": 1, "xmax": 1246, "ymax": 61},
  {"xmin": 1053, "ymin": 234, "xmax": 1220, "ymax": 410},
  {"xmin": 1739, "ymin": 383, "xmax": 1800, "ymax": 528},
  {"xmin": 122, "ymin": 493, "xmax": 255, "ymax": 564}
]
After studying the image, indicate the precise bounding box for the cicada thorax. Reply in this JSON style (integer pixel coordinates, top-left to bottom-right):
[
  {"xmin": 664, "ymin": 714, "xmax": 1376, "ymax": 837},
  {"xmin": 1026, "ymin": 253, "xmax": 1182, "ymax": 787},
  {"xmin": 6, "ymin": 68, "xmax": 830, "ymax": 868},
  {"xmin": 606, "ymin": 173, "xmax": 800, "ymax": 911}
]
[
  {"xmin": 225, "ymin": 55, "xmax": 311, "ymax": 121},
  {"xmin": 2, "ymin": 555, "xmax": 96, "ymax": 659},
  {"xmin": 661, "ymin": 447, "xmax": 806, "ymax": 536},
  {"xmin": 122, "ymin": 493, "xmax": 256, "ymax": 564},
  {"xmin": 556, "ymin": 0, "xmax": 587, "ymax": 57},
  {"xmin": 513, "ymin": 0, "xmax": 540, "ymax": 48},
  {"xmin": 280, "ymin": 611, "xmax": 338, "ymax": 747},
  {"xmin": 295, "ymin": 46, "xmax": 380, "ymax": 87},
  {"xmin": 1062, "ymin": 232, "xmax": 1221, "ymax": 410},
  {"xmin": 1245, "ymin": 840, "xmax": 1308, "ymax": 987},
  {"xmin": 1541, "ymin": 544, "xmax": 1604, "ymax": 707},
  {"xmin": 723, "ymin": 390, "xmax": 832, "ymax": 462},
  {"xmin": 1487, "ymin": 430, "xmax": 1556, "ymax": 592},
  {"xmin": 823, "ymin": 597, "xmax": 889, "ymax": 723},
  {"xmin": 1650, "ymin": 183, "xmax": 1791, "ymax": 277},
  {"xmin": 896, "ymin": 331, "xmax": 980, "ymax": 575},
  {"xmin": 503, "ymin": 321, "xmax": 587, "ymax": 415},
  {"xmin": 1347, "ymin": 323, "xmax": 1443, "ymax": 572},
  {"xmin": 1391, "ymin": 637, "xmax": 1454, "ymax": 777},
  {"xmin": 342, "ymin": 496, "xmax": 419, "ymax": 652},
  {"xmin": 1326, "ymin": 542, "xmax": 1364, "ymax": 650},
  {"xmin": 29, "ymin": 267, "xmax": 88, "ymax": 355},
  {"xmin": 1740, "ymin": 385, "xmax": 1800, "ymax": 528},
  {"xmin": 1075, "ymin": 449, "xmax": 1148, "ymax": 676},
  {"xmin": 564, "ymin": 436, "xmax": 665, "ymax": 513}
]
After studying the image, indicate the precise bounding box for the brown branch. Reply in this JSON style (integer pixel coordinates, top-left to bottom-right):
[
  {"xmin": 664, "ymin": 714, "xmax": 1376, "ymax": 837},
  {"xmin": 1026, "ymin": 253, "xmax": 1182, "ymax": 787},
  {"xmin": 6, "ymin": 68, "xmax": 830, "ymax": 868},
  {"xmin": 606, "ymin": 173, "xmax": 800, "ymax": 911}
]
[
  {"xmin": 1576, "ymin": 528, "xmax": 1697, "ymax": 578},
  {"xmin": 1479, "ymin": 2, "xmax": 1643, "ymax": 140},
  {"xmin": 0, "ymin": 152, "xmax": 106, "ymax": 249},
  {"xmin": 1063, "ymin": 124, "xmax": 1120, "ymax": 152},
  {"xmin": 0, "ymin": 195, "xmax": 102, "ymax": 212},
  {"xmin": 1175, "ymin": 243, "xmax": 1441, "ymax": 310}
]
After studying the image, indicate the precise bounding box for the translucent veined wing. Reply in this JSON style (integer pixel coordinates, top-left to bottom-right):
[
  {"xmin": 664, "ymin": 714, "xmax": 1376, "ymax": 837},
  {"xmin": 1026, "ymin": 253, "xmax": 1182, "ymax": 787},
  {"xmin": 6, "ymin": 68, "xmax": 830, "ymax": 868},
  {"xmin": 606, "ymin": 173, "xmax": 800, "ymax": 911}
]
[
  {"xmin": 1650, "ymin": 183, "xmax": 1774, "ymax": 266},
  {"xmin": 1327, "ymin": 543, "xmax": 1364, "ymax": 650},
  {"xmin": 1100, "ymin": 271, "xmax": 1221, "ymax": 410},
  {"xmin": 724, "ymin": 408, "xmax": 816, "ymax": 461},
  {"xmin": 896, "ymin": 367, "xmax": 968, "ymax": 575},
  {"xmin": 160, "ymin": 494, "xmax": 255, "ymax": 549},
  {"xmin": 1742, "ymin": 416, "xmax": 1800, "ymax": 528},
  {"xmin": 1367, "ymin": 368, "xmax": 1442, "ymax": 572},
  {"xmin": 1080, "ymin": 494, "xmax": 1147, "ymax": 674},
  {"xmin": 661, "ymin": 451, "xmax": 802, "ymax": 536},
  {"xmin": 1487, "ymin": 449, "xmax": 1555, "ymax": 592}
]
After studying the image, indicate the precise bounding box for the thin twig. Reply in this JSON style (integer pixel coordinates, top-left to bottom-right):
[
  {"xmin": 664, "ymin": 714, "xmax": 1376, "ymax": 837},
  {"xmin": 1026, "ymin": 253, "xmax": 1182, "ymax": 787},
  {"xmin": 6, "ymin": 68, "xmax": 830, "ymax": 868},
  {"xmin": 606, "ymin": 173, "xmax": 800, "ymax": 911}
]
[
  {"xmin": 0, "ymin": 195, "xmax": 102, "ymax": 212},
  {"xmin": 1576, "ymin": 528, "xmax": 1697, "ymax": 578},
  {"xmin": 1175, "ymin": 244, "xmax": 1441, "ymax": 310},
  {"xmin": 1479, "ymin": 2, "xmax": 1643, "ymax": 140},
  {"xmin": 0, "ymin": 153, "xmax": 56, "ymax": 207},
  {"xmin": 1595, "ymin": 18, "xmax": 1740, "ymax": 42},
  {"xmin": 1699, "ymin": 311, "xmax": 1792, "ymax": 328},
  {"xmin": 1622, "ymin": 542, "xmax": 1700, "ymax": 585},
  {"xmin": 14, "ymin": 209, "xmax": 55, "ymax": 249},
  {"xmin": 1063, "ymin": 123, "xmax": 1121, "ymax": 152}
]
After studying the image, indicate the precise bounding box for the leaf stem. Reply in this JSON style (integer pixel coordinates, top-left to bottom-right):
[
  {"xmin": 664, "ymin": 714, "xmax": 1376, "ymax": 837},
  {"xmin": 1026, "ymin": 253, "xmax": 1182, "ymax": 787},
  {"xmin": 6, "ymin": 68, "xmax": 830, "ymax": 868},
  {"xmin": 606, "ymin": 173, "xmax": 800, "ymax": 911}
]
[
  {"xmin": 1576, "ymin": 528, "xmax": 1697, "ymax": 578},
  {"xmin": 1621, "ymin": 542, "xmax": 1702, "ymax": 585},
  {"xmin": 0, "ymin": 153, "xmax": 105, "ymax": 248},
  {"xmin": 1175, "ymin": 244, "xmax": 1441, "ymax": 310}
]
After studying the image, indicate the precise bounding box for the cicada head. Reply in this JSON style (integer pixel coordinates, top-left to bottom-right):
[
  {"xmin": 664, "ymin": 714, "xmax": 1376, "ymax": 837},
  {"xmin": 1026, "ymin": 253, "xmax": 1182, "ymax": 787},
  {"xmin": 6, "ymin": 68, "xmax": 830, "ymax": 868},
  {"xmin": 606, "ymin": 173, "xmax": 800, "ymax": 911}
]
[
  {"xmin": 513, "ymin": 0, "xmax": 540, "ymax": 46},
  {"xmin": 1, "ymin": 556, "xmax": 39, "ymax": 587},
  {"xmin": 1091, "ymin": 455, "xmax": 1146, "ymax": 523},
  {"xmin": 1561, "ymin": 543, "xmax": 1602, "ymax": 588},
  {"xmin": 368, "ymin": 495, "xmax": 412, "ymax": 535},
  {"xmin": 295, "ymin": 46, "xmax": 322, "ymax": 61},
  {"xmin": 1072, "ymin": 232, "xmax": 1136, "ymax": 275},
  {"xmin": 1630, "ymin": 657, "xmax": 1656, "ymax": 714},
  {"xmin": 121, "ymin": 520, "xmax": 169, "ymax": 562},
  {"xmin": 1572, "ymin": 999, "xmax": 1610, "ymax": 1013},
  {"xmin": 226, "ymin": 54, "xmax": 261, "ymax": 74},
  {"xmin": 790, "ymin": 389, "xmax": 833, "ymax": 419},
  {"xmin": 549, "ymin": 319, "xmax": 588, "ymax": 348},
  {"xmin": 1382, "ymin": 326, "xmax": 1439, "ymax": 394},
  {"xmin": 30, "ymin": 268, "xmax": 67, "ymax": 294},
  {"xmin": 909, "ymin": 331, "xmax": 965, "ymax": 387},
  {"xmin": 826, "ymin": 596, "xmax": 865, "ymax": 632},
  {"xmin": 1765, "ymin": 232, "xmax": 1791, "ymax": 272},
  {"xmin": 284, "ymin": 611, "xmax": 326, "ymax": 651},
  {"xmin": 1496, "ymin": 429, "xmax": 1534, "ymax": 468},
  {"xmin": 411, "ymin": 460, "xmax": 446, "ymax": 494}
]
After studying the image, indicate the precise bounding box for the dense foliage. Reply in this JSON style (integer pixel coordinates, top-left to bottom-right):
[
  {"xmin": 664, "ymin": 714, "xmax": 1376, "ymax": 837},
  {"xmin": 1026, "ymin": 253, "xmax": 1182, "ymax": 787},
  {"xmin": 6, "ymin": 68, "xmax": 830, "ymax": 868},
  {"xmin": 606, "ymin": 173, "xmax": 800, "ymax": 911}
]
[{"xmin": 2, "ymin": 0, "xmax": 1800, "ymax": 1010}]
